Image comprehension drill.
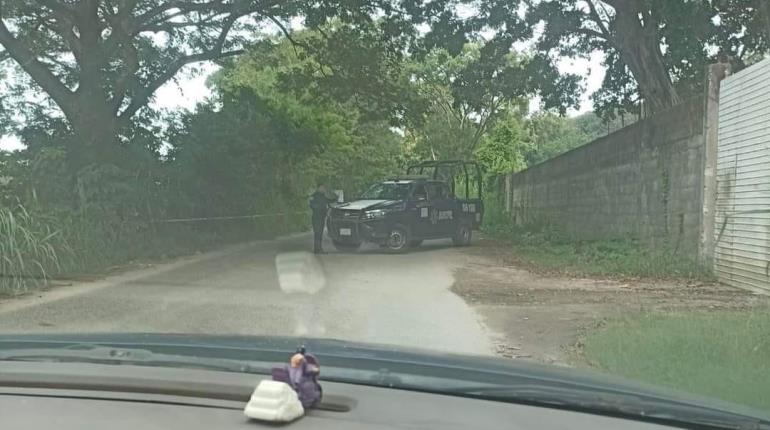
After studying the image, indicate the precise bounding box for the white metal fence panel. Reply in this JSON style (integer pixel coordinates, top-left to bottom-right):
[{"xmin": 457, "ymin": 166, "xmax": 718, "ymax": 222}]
[{"xmin": 715, "ymin": 58, "xmax": 770, "ymax": 294}]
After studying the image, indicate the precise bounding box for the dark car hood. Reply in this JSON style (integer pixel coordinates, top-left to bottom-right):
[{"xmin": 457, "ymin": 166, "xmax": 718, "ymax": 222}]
[
  {"xmin": 333, "ymin": 199, "xmax": 399, "ymax": 211},
  {"xmin": 1, "ymin": 333, "xmax": 768, "ymax": 426}
]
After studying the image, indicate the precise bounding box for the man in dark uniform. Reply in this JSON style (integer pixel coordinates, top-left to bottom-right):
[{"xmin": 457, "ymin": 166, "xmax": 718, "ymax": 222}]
[{"xmin": 309, "ymin": 183, "xmax": 336, "ymax": 254}]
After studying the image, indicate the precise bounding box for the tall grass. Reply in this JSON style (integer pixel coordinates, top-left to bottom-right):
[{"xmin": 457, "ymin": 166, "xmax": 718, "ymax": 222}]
[
  {"xmin": 0, "ymin": 205, "xmax": 66, "ymax": 295},
  {"xmin": 0, "ymin": 195, "xmax": 310, "ymax": 294},
  {"xmin": 481, "ymin": 188, "xmax": 713, "ymax": 281},
  {"xmin": 577, "ymin": 311, "xmax": 770, "ymax": 412}
]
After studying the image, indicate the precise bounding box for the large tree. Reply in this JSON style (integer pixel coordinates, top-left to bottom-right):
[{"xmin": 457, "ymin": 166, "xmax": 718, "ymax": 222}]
[
  {"xmin": 500, "ymin": 0, "xmax": 769, "ymax": 117},
  {"xmin": 0, "ymin": 0, "xmax": 465, "ymax": 166},
  {"xmin": 403, "ymin": 40, "xmax": 580, "ymax": 160},
  {"xmin": 524, "ymin": 0, "xmax": 709, "ymax": 115},
  {"xmin": 225, "ymin": 25, "xmax": 580, "ymax": 160},
  {"xmin": 713, "ymin": 0, "xmax": 770, "ymax": 68}
]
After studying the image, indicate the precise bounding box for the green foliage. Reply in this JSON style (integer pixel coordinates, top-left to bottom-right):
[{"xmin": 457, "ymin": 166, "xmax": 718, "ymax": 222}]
[
  {"xmin": 472, "ymin": 108, "xmax": 623, "ymax": 176},
  {"xmin": 578, "ymin": 311, "xmax": 770, "ymax": 412},
  {"xmin": 9, "ymin": 2, "xmax": 746, "ymax": 293},
  {"xmin": 0, "ymin": 151, "xmax": 24, "ymax": 206},
  {"xmin": 0, "ymin": 205, "xmax": 67, "ymax": 295},
  {"xmin": 487, "ymin": 0, "xmax": 770, "ymax": 117},
  {"xmin": 0, "ymin": 0, "xmax": 477, "ymax": 160},
  {"xmin": 524, "ymin": 111, "xmax": 619, "ymax": 166},
  {"xmin": 176, "ymin": 37, "xmax": 402, "ymax": 209},
  {"xmin": 408, "ymin": 108, "xmax": 479, "ymax": 161},
  {"xmin": 474, "ymin": 110, "xmax": 531, "ymax": 174},
  {"xmin": 404, "ymin": 43, "xmax": 577, "ymax": 160},
  {"xmin": 1, "ymin": 25, "xmax": 410, "ymax": 291},
  {"xmin": 511, "ymin": 234, "xmax": 711, "ymax": 280},
  {"xmin": 481, "ymin": 190, "xmax": 712, "ymax": 281},
  {"xmin": 714, "ymin": 0, "xmax": 770, "ymax": 68}
]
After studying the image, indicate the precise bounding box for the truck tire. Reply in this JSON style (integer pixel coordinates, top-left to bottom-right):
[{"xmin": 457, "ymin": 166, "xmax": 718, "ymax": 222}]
[
  {"xmin": 386, "ymin": 224, "xmax": 410, "ymax": 253},
  {"xmin": 332, "ymin": 240, "xmax": 361, "ymax": 252},
  {"xmin": 452, "ymin": 223, "xmax": 472, "ymax": 246},
  {"xmin": 409, "ymin": 239, "xmax": 423, "ymax": 248}
]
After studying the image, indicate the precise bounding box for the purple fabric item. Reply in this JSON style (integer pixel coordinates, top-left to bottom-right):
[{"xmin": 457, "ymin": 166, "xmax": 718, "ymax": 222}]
[{"xmin": 271, "ymin": 353, "xmax": 322, "ymax": 409}]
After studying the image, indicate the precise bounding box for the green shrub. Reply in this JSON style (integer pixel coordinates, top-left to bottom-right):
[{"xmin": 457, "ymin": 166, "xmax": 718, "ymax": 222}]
[
  {"xmin": 2, "ymin": 158, "xmax": 311, "ymax": 290},
  {"xmin": 481, "ymin": 188, "xmax": 712, "ymax": 280},
  {"xmin": 0, "ymin": 205, "xmax": 68, "ymax": 295}
]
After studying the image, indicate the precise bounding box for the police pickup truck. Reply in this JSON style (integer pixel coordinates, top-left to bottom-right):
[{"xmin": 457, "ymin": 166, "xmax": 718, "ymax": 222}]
[{"xmin": 327, "ymin": 161, "xmax": 484, "ymax": 252}]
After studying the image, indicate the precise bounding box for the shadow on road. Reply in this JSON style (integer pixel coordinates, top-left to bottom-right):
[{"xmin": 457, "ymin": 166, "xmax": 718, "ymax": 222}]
[{"xmin": 334, "ymin": 240, "xmax": 457, "ymax": 255}]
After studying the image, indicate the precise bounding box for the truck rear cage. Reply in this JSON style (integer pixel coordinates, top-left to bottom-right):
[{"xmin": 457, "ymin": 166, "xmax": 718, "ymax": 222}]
[{"xmin": 406, "ymin": 160, "xmax": 483, "ymax": 199}]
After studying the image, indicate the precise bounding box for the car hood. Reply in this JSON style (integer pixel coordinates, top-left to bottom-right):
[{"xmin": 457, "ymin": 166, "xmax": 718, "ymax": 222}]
[
  {"xmin": 1, "ymin": 333, "xmax": 768, "ymax": 427},
  {"xmin": 333, "ymin": 199, "xmax": 399, "ymax": 211}
]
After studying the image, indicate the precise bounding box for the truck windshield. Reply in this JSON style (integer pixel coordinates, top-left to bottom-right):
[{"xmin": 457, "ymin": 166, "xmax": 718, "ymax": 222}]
[{"xmin": 361, "ymin": 182, "xmax": 412, "ymax": 200}]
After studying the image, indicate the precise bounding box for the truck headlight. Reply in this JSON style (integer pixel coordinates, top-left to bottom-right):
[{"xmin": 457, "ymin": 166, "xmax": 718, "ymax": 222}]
[{"xmin": 363, "ymin": 209, "xmax": 387, "ymax": 220}]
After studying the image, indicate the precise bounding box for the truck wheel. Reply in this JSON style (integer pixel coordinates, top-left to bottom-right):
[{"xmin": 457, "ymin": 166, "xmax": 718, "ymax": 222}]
[
  {"xmin": 332, "ymin": 240, "xmax": 361, "ymax": 252},
  {"xmin": 452, "ymin": 223, "xmax": 472, "ymax": 246},
  {"xmin": 409, "ymin": 239, "xmax": 423, "ymax": 248},
  {"xmin": 386, "ymin": 224, "xmax": 410, "ymax": 253}
]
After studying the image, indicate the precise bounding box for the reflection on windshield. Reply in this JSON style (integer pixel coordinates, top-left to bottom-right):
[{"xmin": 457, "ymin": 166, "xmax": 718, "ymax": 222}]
[
  {"xmin": 360, "ymin": 183, "xmax": 411, "ymax": 200},
  {"xmin": 2, "ymin": 1, "xmax": 769, "ymax": 417}
]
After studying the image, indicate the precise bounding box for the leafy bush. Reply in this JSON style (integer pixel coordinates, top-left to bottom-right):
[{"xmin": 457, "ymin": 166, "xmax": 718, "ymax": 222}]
[
  {"xmin": 481, "ymin": 187, "xmax": 712, "ymax": 280},
  {"xmin": 0, "ymin": 205, "xmax": 68, "ymax": 295}
]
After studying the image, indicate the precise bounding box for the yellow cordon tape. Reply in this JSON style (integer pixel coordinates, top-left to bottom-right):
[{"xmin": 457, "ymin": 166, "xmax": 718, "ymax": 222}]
[{"xmin": 155, "ymin": 211, "xmax": 308, "ymax": 224}]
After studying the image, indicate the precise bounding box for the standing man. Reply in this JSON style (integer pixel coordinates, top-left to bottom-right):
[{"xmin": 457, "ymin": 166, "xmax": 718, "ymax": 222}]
[{"xmin": 309, "ymin": 183, "xmax": 336, "ymax": 254}]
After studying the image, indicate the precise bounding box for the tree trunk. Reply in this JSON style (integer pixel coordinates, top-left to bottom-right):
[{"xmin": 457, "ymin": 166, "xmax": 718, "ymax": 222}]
[
  {"xmin": 64, "ymin": 0, "xmax": 125, "ymax": 168},
  {"xmin": 608, "ymin": 0, "xmax": 681, "ymax": 114},
  {"xmin": 760, "ymin": 0, "xmax": 770, "ymax": 53},
  {"xmin": 66, "ymin": 97, "xmax": 124, "ymax": 169}
]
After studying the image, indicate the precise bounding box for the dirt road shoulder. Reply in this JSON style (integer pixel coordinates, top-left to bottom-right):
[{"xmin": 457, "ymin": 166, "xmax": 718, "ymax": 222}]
[{"xmin": 452, "ymin": 237, "xmax": 770, "ymax": 366}]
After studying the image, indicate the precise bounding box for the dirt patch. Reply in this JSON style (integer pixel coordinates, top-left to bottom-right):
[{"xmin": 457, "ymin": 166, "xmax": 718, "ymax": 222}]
[{"xmin": 453, "ymin": 237, "xmax": 770, "ymax": 366}]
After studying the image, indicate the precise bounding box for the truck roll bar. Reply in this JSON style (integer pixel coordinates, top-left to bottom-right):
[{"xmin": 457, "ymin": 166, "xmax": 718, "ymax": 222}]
[{"xmin": 406, "ymin": 160, "xmax": 483, "ymax": 199}]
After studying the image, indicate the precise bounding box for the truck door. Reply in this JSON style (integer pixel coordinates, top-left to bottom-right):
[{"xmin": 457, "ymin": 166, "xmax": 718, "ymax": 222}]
[
  {"xmin": 410, "ymin": 183, "xmax": 433, "ymax": 239},
  {"xmin": 427, "ymin": 182, "xmax": 455, "ymax": 237}
]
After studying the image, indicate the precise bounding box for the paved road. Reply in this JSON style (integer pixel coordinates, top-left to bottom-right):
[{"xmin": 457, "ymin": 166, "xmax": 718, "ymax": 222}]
[{"xmin": 0, "ymin": 234, "xmax": 492, "ymax": 355}]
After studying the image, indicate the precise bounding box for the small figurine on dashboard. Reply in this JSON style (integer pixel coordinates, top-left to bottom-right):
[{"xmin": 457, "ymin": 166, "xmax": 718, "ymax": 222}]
[{"xmin": 272, "ymin": 345, "xmax": 322, "ymax": 409}]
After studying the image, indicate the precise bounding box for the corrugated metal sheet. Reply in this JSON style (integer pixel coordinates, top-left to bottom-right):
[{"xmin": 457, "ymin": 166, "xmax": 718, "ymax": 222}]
[{"xmin": 714, "ymin": 57, "xmax": 770, "ymax": 294}]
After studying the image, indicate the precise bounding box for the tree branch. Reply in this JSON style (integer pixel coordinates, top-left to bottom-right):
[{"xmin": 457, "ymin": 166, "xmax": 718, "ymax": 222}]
[
  {"xmin": 118, "ymin": 48, "xmax": 242, "ymax": 121},
  {"xmin": 264, "ymin": 14, "xmax": 335, "ymax": 79},
  {"xmin": 470, "ymin": 98, "xmax": 501, "ymax": 151},
  {"xmin": 114, "ymin": 1, "xmax": 256, "ymax": 120},
  {"xmin": 585, "ymin": 0, "xmax": 612, "ymax": 39},
  {"xmin": 103, "ymin": 4, "xmax": 139, "ymax": 113},
  {"xmin": 139, "ymin": 20, "xmax": 218, "ymax": 33},
  {"xmin": 575, "ymin": 27, "xmax": 607, "ymax": 40},
  {"xmin": 0, "ymin": 16, "xmax": 74, "ymax": 112},
  {"xmin": 265, "ymin": 14, "xmax": 309, "ymax": 50},
  {"xmin": 37, "ymin": 0, "xmax": 76, "ymax": 18},
  {"xmin": 212, "ymin": 14, "xmax": 237, "ymax": 53},
  {"xmin": 132, "ymin": 0, "xmax": 227, "ymax": 30},
  {"xmin": 52, "ymin": 17, "xmax": 84, "ymax": 63}
]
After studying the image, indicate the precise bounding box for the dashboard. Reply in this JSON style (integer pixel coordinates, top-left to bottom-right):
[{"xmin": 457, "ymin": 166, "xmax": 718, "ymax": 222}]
[{"xmin": 0, "ymin": 361, "xmax": 679, "ymax": 430}]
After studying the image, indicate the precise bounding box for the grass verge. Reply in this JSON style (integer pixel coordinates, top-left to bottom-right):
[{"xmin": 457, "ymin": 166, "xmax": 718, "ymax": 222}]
[
  {"xmin": 575, "ymin": 311, "xmax": 770, "ymax": 412},
  {"xmin": 481, "ymin": 196, "xmax": 713, "ymax": 281},
  {"xmin": 505, "ymin": 237, "xmax": 713, "ymax": 280},
  {"xmin": 1, "ymin": 203, "xmax": 309, "ymax": 296},
  {"xmin": 0, "ymin": 206, "xmax": 67, "ymax": 295}
]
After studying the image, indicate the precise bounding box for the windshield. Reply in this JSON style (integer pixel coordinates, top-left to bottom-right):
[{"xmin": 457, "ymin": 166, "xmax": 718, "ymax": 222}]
[
  {"xmin": 1, "ymin": 0, "xmax": 769, "ymax": 421},
  {"xmin": 360, "ymin": 182, "xmax": 412, "ymax": 200}
]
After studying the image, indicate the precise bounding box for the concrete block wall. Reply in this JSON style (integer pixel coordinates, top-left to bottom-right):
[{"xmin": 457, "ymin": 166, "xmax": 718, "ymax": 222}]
[{"xmin": 507, "ymin": 97, "xmax": 705, "ymax": 257}]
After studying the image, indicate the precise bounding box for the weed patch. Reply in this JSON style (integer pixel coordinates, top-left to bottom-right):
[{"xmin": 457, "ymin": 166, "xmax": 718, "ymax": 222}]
[
  {"xmin": 575, "ymin": 311, "xmax": 770, "ymax": 411},
  {"xmin": 482, "ymin": 197, "xmax": 712, "ymax": 281}
]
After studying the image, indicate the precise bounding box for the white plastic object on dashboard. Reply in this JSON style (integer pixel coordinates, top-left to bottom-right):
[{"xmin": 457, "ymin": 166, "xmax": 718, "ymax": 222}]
[{"xmin": 244, "ymin": 380, "xmax": 305, "ymax": 422}]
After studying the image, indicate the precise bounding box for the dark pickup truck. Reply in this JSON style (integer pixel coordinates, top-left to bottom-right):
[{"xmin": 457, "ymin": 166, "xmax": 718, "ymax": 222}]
[{"xmin": 327, "ymin": 161, "xmax": 484, "ymax": 252}]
